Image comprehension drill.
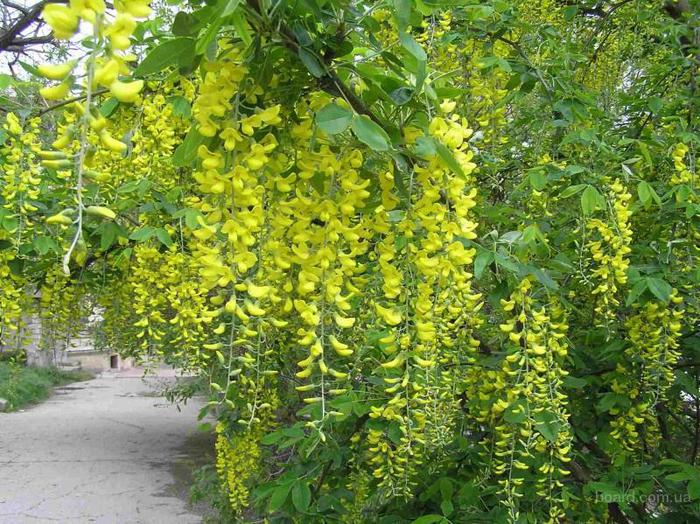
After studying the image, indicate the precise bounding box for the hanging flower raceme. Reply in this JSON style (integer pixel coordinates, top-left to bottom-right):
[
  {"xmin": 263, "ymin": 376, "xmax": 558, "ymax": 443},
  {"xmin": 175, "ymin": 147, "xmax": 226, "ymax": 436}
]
[
  {"xmin": 671, "ymin": 143, "xmax": 695, "ymax": 186},
  {"xmin": 361, "ymin": 108, "xmax": 482, "ymax": 499},
  {"xmin": 39, "ymin": 0, "xmax": 149, "ymax": 276},
  {"xmin": 585, "ymin": 178, "xmax": 633, "ymax": 325},
  {"xmin": 0, "ymin": 112, "xmax": 44, "ymax": 348},
  {"xmin": 491, "ymin": 278, "xmax": 572, "ymax": 523},
  {"xmin": 1, "ymin": 114, "xmax": 42, "ymax": 243},
  {"xmin": 0, "ymin": 250, "xmax": 24, "ymax": 348},
  {"xmin": 39, "ymin": 267, "xmax": 89, "ymax": 351},
  {"xmin": 608, "ymin": 292, "xmax": 684, "ymax": 453}
]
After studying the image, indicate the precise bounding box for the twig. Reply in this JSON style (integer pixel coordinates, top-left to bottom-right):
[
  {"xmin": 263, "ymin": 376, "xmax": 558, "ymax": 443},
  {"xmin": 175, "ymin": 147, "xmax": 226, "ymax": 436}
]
[
  {"xmin": 37, "ymin": 88, "xmax": 109, "ymax": 116},
  {"xmin": 0, "ymin": 0, "xmax": 64, "ymax": 52}
]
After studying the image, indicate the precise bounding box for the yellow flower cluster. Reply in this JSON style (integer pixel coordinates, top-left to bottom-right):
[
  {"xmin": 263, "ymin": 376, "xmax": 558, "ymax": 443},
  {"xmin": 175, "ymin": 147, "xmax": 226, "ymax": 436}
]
[
  {"xmin": 1, "ymin": 114, "xmax": 42, "ymax": 245},
  {"xmin": 41, "ymin": 0, "xmax": 148, "ymax": 105},
  {"xmin": 215, "ymin": 423, "xmax": 261, "ymax": 514},
  {"xmin": 668, "ymin": 143, "xmax": 699, "ymax": 325},
  {"xmin": 0, "ymin": 251, "xmax": 24, "ymax": 348},
  {"xmin": 120, "ymin": 245, "xmax": 214, "ymax": 368},
  {"xmin": 417, "ymin": 13, "xmax": 509, "ymax": 147},
  {"xmin": 100, "ymin": 83, "xmax": 194, "ymax": 191},
  {"xmin": 671, "ymin": 143, "xmax": 696, "ymax": 186},
  {"xmin": 526, "ymin": 154, "xmax": 567, "ymax": 219},
  {"xmin": 585, "ymin": 179, "xmax": 632, "ymax": 323},
  {"xmin": 0, "ymin": 113, "xmax": 35, "ymax": 347},
  {"xmin": 39, "ymin": 267, "xmax": 88, "ymax": 351},
  {"xmin": 176, "ymin": 42, "xmax": 486, "ymax": 508},
  {"xmin": 37, "ymin": 0, "xmax": 154, "ymax": 276},
  {"xmin": 516, "ymin": 0, "xmax": 563, "ymax": 25},
  {"xmin": 493, "ymin": 278, "xmax": 572, "ymax": 523},
  {"xmin": 609, "ymin": 293, "xmax": 684, "ymax": 452},
  {"xmin": 342, "ymin": 466, "xmax": 372, "ymax": 524},
  {"xmin": 364, "ymin": 110, "xmax": 482, "ymax": 498}
]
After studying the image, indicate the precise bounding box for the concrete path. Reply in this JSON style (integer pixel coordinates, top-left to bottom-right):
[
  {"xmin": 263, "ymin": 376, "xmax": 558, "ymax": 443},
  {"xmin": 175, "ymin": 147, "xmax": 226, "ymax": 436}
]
[{"xmin": 0, "ymin": 369, "xmax": 212, "ymax": 523}]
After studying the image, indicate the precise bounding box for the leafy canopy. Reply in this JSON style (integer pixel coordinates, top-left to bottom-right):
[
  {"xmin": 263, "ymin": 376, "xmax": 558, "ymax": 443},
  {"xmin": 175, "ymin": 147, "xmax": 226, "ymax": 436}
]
[{"xmin": 0, "ymin": 0, "xmax": 699, "ymax": 522}]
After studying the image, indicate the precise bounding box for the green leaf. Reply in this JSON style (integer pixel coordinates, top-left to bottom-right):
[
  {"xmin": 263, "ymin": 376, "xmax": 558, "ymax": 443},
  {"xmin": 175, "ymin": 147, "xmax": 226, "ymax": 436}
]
[
  {"xmin": 440, "ymin": 499, "xmax": 454, "ymax": 516},
  {"xmin": 221, "ymin": 0, "xmax": 241, "ymax": 16},
  {"xmin": 478, "ymin": 56, "xmax": 511, "ymax": 72},
  {"xmin": 99, "ymin": 223, "xmax": 123, "ymax": 251},
  {"xmin": 414, "ymin": 136, "xmax": 436, "ymax": 158},
  {"xmin": 351, "ymin": 115, "xmax": 390, "ymax": 151},
  {"xmin": 260, "ymin": 431, "xmax": 283, "ymax": 445},
  {"xmin": 559, "ymin": 184, "xmax": 587, "ymax": 198},
  {"xmin": 637, "ymin": 181, "xmax": 652, "ymax": 208},
  {"xmin": 171, "ymin": 11, "xmax": 194, "ymax": 36},
  {"xmin": 435, "ymin": 142, "xmax": 466, "ymax": 179},
  {"xmin": 0, "ymin": 74, "xmax": 14, "ymax": 90},
  {"xmin": 18, "ymin": 61, "xmax": 41, "ymax": 77},
  {"xmin": 689, "ymin": 480, "xmax": 700, "ymax": 500},
  {"xmin": 521, "ymin": 225, "xmax": 539, "ymax": 245},
  {"xmin": 155, "ymin": 228, "xmax": 173, "ymax": 247},
  {"xmin": 411, "ymin": 515, "xmax": 445, "ymax": 524},
  {"xmin": 667, "ymin": 470, "xmax": 695, "ymax": 482},
  {"xmin": 534, "ymin": 411, "xmax": 560, "ymax": 443},
  {"xmin": 135, "ymin": 38, "xmax": 195, "ymax": 75},
  {"xmin": 529, "ymin": 170, "xmax": 547, "ymax": 190},
  {"xmin": 494, "ymin": 252, "xmax": 519, "ymax": 273},
  {"xmin": 646, "ymin": 277, "xmax": 672, "ymax": 303},
  {"xmin": 566, "ymin": 164, "xmax": 586, "ymax": 175},
  {"xmin": 474, "ymin": 250, "xmax": 493, "ymax": 279},
  {"xmin": 389, "ymin": 86, "xmax": 413, "ymax": 105},
  {"xmin": 269, "ymin": 482, "xmax": 293, "ymax": 512},
  {"xmin": 581, "ymin": 185, "xmax": 603, "ymax": 215},
  {"xmin": 562, "ymin": 376, "xmax": 588, "ymax": 389},
  {"xmin": 169, "ymin": 96, "xmax": 191, "ymax": 118},
  {"xmin": 394, "ymin": 0, "xmax": 412, "ymax": 31},
  {"xmin": 173, "ymin": 127, "xmax": 207, "ymax": 167},
  {"xmin": 231, "ymin": 10, "xmax": 252, "ymax": 47},
  {"xmin": 291, "ymin": 482, "xmax": 311, "ymax": 513},
  {"xmin": 438, "ymin": 477, "xmax": 454, "ymax": 501},
  {"xmin": 626, "ymin": 279, "xmax": 648, "ymax": 306},
  {"xmin": 33, "ymin": 236, "xmax": 57, "ymax": 255},
  {"xmin": 316, "ymin": 104, "xmax": 352, "ymax": 135},
  {"xmin": 531, "ymin": 268, "xmax": 559, "ymax": 290},
  {"xmin": 399, "ymin": 32, "xmax": 426, "ymax": 62},
  {"xmin": 298, "ymin": 49, "xmax": 325, "ymax": 78},
  {"xmin": 648, "ymin": 96, "xmax": 663, "ymax": 113},
  {"xmin": 129, "ymin": 227, "xmax": 157, "ymax": 242},
  {"xmin": 99, "ymin": 97, "xmax": 119, "ymax": 117},
  {"xmin": 586, "ymin": 481, "xmax": 623, "ymax": 498},
  {"xmin": 196, "ymin": 15, "xmax": 224, "ymax": 55},
  {"xmin": 503, "ymin": 402, "xmax": 527, "ymax": 424},
  {"xmin": 563, "ymin": 5, "xmax": 578, "ymax": 20}
]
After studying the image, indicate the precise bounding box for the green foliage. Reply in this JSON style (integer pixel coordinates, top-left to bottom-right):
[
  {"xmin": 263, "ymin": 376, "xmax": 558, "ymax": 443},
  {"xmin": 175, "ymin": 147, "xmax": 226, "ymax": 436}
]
[
  {"xmin": 2, "ymin": 0, "xmax": 700, "ymax": 522},
  {"xmin": 0, "ymin": 362, "xmax": 92, "ymax": 411}
]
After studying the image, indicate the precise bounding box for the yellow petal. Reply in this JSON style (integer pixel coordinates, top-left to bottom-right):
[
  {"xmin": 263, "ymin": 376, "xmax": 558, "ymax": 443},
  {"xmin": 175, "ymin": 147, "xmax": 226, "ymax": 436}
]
[
  {"xmin": 40, "ymin": 81, "xmax": 71, "ymax": 101},
  {"xmin": 37, "ymin": 61, "xmax": 76, "ymax": 80},
  {"xmin": 109, "ymin": 79, "xmax": 143, "ymax": 103}
]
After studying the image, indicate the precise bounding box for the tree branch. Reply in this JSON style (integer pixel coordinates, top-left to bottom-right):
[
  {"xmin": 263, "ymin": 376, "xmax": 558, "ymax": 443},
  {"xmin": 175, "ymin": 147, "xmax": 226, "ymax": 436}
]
[{"xmin": 0, "ymin": 0, "xmax": 59, "ymax": 53}]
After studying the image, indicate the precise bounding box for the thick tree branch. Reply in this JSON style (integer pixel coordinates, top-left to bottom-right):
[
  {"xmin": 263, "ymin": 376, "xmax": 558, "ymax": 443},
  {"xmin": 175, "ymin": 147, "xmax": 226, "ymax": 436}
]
[{"xmin": 0, "ymin": 0, "xmax": 57, "ymax": 53}]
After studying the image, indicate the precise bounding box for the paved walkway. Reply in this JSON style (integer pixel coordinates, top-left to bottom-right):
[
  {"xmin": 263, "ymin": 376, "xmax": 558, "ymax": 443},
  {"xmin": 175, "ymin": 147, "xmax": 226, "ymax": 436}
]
[{"xmin": 0, "ymin": 369, "xmax": 211, "ymax": 523}]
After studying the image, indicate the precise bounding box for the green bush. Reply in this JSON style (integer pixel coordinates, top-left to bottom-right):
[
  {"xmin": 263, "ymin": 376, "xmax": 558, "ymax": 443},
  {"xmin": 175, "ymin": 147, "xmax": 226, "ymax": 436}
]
[
  {"xmin": 0, "ymin": 362, "xmax": 92, "ymax": 411},
  {"xmin": 0, "ymin": 349, "xmax": 26, "ymax": 363}
]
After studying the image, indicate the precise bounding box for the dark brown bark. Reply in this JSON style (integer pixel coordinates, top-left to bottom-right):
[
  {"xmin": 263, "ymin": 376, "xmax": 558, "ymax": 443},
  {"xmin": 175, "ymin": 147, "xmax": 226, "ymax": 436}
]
[{"xmin": 0, "ymin": 0, "xmax": 54, "ymax": 53}]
